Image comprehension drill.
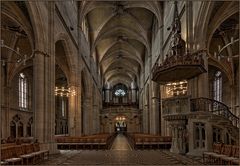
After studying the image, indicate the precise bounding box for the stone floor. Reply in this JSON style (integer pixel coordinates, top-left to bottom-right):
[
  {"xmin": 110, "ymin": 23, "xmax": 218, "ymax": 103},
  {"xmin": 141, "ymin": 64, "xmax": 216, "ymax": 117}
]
[
  {"xmin": 111, "ymin": 133, "xmax": 132, "ymax": 150},
  {"xmin": 40, "ymin": 134, "xmax": 204, "ymax": 165}
]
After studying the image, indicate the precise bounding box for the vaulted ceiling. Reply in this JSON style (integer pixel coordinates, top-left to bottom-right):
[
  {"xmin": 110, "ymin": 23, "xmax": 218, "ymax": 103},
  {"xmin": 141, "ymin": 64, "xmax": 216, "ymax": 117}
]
[{"xmin": 80, "ymin": 1, "xmax": 161, "ymax": 87}]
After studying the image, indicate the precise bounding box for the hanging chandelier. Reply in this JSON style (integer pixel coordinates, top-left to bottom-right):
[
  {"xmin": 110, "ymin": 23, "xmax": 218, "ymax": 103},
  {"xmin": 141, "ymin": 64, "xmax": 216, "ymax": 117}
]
[
  {"xmin": 0, "ymin": 39, "xmax": 34, "ymax": 65},
  {"xmin": 0, "ymin": 39, "xmax": 48, "ymax": 65},
  {"xmin": 214, "ymin": 37, "xmax": 239, "ymax": 61},
  {"xmin": 55, "ymin": 86, "xmax": 76, "ymax": 97}
]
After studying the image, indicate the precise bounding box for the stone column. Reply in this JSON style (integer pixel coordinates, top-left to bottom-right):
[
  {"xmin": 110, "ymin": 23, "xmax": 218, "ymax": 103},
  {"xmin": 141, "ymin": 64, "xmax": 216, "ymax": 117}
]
[
  {"xmin": 198, "ymin": 49, "xmax": 209, "ymax": 98},
  {"xmin": 143, "ymin": 105, "xmax": 149, "ymax": 133},
  {"xmin": 150, "ymin": 81, "xmax": 160, "ymax": 134},
  {"xmin": 33, "ymin": 1, "xmax": 58, "ymax": 154},
  {"xmin": 205, "ymin": 122, "xmax": 213, "ymax": 151},
  {"xmin": 68, "ymin": 85, "xmax": 81, "ymax": 136},
  {"xmin": 132, "ymin": 89, "xmax": 136, "ymax": 103},
  {"xmin": 198, "ymin": 74, "xmax": 209, "ymax": 98},
  {"xmin": 89, "ymin": 88, "xmax": 94, "ymax": 135},
  {"xmin": 92, "ymin": 103, "xmax": 98, "ymax": 134},
  {"xmin": 83, "ymin": 97, "xmax": 92, "ymax": 135},
  {"xmin": 3, "ymin": 86, "xmax": 10, "ymax": 138},
  {"xmin": 33, "ymin": 52, "xmax": 45, "ymax": 144},
  {"xmin": 33, "ymin": 50, "xmax": 58, "ymax": 151},
  {"xmin": 128, "ymin": 89, "xmax": 132, "ymax": 103},
  {"xmin": 105, "ymin": 89, "xmax": 110, "ymax": 102},
  {"xmin": 109, "ymin": 89, "xmax": 113, "ymax": 102}
]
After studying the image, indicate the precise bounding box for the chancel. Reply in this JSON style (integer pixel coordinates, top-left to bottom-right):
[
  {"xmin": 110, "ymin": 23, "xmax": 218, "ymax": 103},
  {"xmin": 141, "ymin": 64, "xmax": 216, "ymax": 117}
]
[{"xmin": 0, "ymin": 1, "xmax": 239, "ymax": 165}]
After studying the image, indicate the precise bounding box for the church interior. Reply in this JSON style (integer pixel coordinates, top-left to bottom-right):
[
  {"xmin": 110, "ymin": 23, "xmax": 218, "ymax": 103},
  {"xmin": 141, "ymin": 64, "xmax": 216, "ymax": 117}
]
[{"xmin": 0, "ymin": 1, "xmax": 239, "ymax": 165}]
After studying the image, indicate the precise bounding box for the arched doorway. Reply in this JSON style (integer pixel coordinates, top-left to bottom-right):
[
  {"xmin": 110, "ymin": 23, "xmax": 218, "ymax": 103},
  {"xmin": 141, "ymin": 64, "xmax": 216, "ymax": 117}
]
[{"xmin": 114, "ymin": 116, "xmax": 127, "ymax": 133}]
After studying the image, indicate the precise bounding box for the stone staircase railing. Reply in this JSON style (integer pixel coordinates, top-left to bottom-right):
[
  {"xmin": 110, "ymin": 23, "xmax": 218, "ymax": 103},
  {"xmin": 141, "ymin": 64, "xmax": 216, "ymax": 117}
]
[{"xmin": 190, "ymin": 97, "xmax": 239, "ymax": 128}]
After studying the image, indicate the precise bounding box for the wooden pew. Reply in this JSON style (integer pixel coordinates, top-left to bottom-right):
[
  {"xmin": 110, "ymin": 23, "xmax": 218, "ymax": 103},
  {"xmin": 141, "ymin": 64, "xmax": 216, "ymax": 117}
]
[
  {"xmin": 203, "ymin": 143, "xmax": 240, "ymax": 165},
  {"xmin": 1, "ymin": 146, "xmax": 23, "ymax": 165},
  {"xmin": 219, "ymin": 145, "xmax": 240, "ymax": 165},
  {"xmin": 55, "ymin": 133, "xmax": 117, "ymax": 150},
  {"xmin": 203, "ymin": 143, "xmax": 223, "ymax": 164},
  {"xmin": 126, "ymin": 133, "xmax": 172, "ymax": 150},
  {"xmin": 1, "ymin": 143, "xmax": 49, "ymax": 165}
]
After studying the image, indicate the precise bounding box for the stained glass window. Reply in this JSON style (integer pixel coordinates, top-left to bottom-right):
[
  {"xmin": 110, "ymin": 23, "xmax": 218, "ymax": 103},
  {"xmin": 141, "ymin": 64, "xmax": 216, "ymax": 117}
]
[{"xmin": 114, "ymin": 89, "xmax": 126, "ymax": 96}]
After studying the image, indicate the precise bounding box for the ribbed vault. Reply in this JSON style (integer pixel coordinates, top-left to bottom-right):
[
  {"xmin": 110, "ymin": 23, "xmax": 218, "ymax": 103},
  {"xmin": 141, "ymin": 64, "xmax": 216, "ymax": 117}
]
[{"xmin": 80, "ymin": 1, "xmax": 161, "ymax": 86}]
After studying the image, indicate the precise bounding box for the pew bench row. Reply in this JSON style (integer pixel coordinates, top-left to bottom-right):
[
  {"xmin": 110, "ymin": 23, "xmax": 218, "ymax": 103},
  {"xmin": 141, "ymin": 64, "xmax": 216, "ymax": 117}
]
[
  {"xmin": 203, "ymin": 143, "xmax": 239, "ymax": 165},
  {"xmin": 1, "ymin": 143, "xmax": 49, "ymax": 165},
  {"xmin": 126, "ymin": 133, "xmax": 172, "ymax": 150},
  {"xmin": 55, "ymin": 133, "xmax": 117, "ymax": 150}
]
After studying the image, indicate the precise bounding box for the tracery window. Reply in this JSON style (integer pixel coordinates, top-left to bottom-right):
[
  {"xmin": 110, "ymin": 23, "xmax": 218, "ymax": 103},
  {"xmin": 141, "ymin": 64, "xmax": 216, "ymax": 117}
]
[
  {"xmin": 113, "ymin": 83, "xmax": 128, "ymax": 97},
  {"xmin": 19, "ymin": 73, "xmax": 28, "ymax": 109},
  {"xmin": 213, "ymin": 71, "xmax": 222, "ymax": 102},
  {"xmin": 114, "ymin": 89, "xmax": 126, "ymax": 96}
]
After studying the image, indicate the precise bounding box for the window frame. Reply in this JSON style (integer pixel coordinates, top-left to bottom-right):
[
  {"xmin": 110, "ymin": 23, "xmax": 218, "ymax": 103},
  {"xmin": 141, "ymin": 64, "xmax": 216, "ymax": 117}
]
[
  {"xmin": 18, "ymin": 73, "xmax": 28, "ymax": 110},
  {"xmin": 213, "ymin": 71, "xmax": 222, "ymax": 102}
]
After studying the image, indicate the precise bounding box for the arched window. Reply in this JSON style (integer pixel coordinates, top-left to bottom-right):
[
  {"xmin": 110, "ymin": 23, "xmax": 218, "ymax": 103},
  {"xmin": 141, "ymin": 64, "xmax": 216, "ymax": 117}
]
[
  {"xmin": 19, "ymin": 73, "xmax": 28, "ymax": 109},
  {"xmin": 213, "ymin": 71, "xmax": 222, "ymax": 102},
  {"xmin": 114, "ymin": 89, "xmax": 126, "ymax": 96},
  {"xmin": 113, "ymin": 83, "xmax": 127, "ymax": 97}
]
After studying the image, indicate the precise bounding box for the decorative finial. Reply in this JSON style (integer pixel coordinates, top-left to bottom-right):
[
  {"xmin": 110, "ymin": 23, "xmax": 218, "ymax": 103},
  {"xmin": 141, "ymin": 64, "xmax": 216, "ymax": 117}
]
[
  {"xmin": 172, "ymin": 1, "xmax": 181, "ymax": 34},
  {"xmin": 168, "ymin": 1, "xmax": 185, "ymax": 56}
]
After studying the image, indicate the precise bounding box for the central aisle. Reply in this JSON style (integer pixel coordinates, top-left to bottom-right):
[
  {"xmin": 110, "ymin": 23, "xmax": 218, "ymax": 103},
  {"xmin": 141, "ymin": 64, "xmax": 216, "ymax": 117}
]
[
  {"xmin": 110, "ymin": 133, "xmax": 132, "ymax": 150},
  {"xmin": 41, "ymin": 134, "xmax": 203, "ymax": 165}
]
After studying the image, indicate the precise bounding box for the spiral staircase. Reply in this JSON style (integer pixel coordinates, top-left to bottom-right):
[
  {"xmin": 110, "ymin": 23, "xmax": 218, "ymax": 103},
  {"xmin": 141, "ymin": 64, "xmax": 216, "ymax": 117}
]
[
  {"xmin": 190, "ymin": 98, "xmax": 239, "ymax": 143},
  {"xmin": 162, "ymin": 96, "xmax": 239, "ymax": 155}
]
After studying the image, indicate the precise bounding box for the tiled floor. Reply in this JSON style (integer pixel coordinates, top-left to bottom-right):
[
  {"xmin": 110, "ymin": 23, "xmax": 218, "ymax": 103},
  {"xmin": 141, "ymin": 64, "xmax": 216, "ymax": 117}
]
[{"xmin": 41, "ymin": 134, "xmax": 203, "ymax": 165}]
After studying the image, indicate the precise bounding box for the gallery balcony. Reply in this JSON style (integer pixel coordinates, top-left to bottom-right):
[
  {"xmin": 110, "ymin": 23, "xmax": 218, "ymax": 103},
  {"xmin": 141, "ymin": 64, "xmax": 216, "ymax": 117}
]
[
  {"xmin": 152, "ymin": 50, "xmax": 207, "ymax": 84},
  {"xmin": 162, "ymin": 96, "xmax": 239, "ymax": 128},
  {"xmin": 103, "ymin": 101, "xmax": 138, "ymax": 109}
]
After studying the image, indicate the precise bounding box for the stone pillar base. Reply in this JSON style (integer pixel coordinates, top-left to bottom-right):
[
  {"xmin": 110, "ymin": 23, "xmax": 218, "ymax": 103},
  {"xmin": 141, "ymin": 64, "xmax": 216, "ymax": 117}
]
[
  {"xmin": 170, "ymin": 146, "xmax": 186, "ymax": 154},
  {"xmin": 40, "ymin": 142, "xmax": 60, "ymax": 154}
]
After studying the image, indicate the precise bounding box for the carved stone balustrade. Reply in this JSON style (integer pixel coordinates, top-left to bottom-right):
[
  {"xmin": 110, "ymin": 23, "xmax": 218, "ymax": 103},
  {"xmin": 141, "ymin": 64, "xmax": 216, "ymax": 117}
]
[
  {"xmin": 103, "ymin": 102, "xmax": 138, "ymax": 109},
  {"xmin": 162, "ymin": 96, "xmax": 190, "ymax": 120},
  {"xmin": 101, "ymin": 107, "xmax": 139, "ymax": 114}
]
